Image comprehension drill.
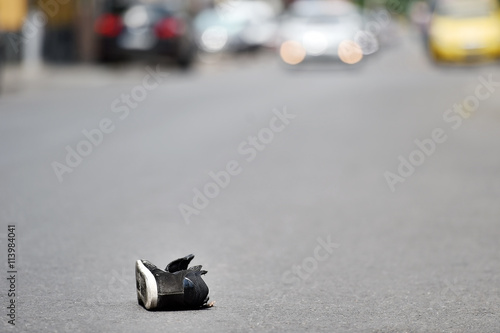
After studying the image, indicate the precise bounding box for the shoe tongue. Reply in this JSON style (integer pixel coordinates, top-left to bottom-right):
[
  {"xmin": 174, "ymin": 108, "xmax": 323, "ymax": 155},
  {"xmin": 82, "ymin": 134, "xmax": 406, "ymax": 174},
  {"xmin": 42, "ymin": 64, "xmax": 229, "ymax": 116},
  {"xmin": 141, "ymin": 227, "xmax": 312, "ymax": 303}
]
[{"xmin": 165, "ymin": 254, "xmax": 195, "ymax": 272}]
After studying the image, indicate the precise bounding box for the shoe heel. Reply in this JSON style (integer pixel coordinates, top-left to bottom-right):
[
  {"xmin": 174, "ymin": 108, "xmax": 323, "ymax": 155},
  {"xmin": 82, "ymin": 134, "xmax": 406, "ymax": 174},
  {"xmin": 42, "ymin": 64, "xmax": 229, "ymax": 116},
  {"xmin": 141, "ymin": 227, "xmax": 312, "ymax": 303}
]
[{"xmin": 135, "ymin": 260, "xmax": 158, "ymax": 310}]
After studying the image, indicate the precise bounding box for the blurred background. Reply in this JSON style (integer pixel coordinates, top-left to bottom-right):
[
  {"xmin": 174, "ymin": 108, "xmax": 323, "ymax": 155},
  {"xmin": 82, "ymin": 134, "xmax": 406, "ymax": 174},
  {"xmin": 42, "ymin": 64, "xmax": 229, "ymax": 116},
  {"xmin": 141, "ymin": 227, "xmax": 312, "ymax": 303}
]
[
  {"xmin": 1, "ymin": 0, "xmax": 500, "ymax": 73},
  {"xmin": 1, "ymin": 0, "xmax": 500, "ymax": 87},
  {"xmin": 1, "ymin": 0, "xmax": 500, "ymax": 332}
]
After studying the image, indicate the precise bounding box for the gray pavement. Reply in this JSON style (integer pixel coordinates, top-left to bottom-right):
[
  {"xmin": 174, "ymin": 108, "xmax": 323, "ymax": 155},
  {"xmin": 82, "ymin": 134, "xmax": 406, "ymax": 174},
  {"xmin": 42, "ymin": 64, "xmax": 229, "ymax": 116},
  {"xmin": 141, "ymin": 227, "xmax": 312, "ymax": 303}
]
[{"xmin": 1, "ymin": 32, "xmax": 500, "ymax": 332}]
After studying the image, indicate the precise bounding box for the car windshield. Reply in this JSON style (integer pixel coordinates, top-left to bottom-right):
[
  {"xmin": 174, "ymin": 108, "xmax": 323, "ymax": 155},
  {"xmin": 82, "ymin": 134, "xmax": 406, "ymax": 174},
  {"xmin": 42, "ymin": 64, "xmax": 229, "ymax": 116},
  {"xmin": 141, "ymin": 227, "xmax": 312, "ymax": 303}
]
[
  {"xmin": 436, "ymin": 0, "xmax": 497, "ymax": 18},
  {"xmin": 289, "ymin": 1, "xmax": 359, "ymax": 24}
]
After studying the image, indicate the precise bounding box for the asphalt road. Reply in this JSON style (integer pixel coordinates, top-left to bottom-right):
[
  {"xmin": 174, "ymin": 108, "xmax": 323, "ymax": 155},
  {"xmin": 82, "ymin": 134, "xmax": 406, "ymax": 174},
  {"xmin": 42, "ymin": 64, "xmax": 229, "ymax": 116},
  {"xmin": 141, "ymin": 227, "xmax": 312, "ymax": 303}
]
[{"xmin": 1, "ymin": 32, "xmax": 500, "ymax": 332}]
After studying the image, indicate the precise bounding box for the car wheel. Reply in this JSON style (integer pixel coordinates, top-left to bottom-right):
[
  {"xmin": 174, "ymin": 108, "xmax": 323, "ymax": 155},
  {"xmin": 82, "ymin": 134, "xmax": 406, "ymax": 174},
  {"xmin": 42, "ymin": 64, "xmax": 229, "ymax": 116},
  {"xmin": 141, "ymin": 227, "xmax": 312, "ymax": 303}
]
[
  {"xmin": 176, "ymin": 40, "xmax": 196, "ymax": 69},
  {"xmin": 97, "ymin": 41, "xmax": 124, "ymax": 63},
  {"xmin": 98, "ymin": 51, "xmax": 123, "ymax": 63}
]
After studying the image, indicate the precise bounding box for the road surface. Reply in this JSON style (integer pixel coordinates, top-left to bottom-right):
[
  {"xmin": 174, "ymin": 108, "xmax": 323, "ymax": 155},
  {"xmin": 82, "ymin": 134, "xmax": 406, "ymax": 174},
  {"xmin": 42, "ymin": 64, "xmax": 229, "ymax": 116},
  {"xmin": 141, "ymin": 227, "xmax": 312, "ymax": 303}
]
[{"xmin": 1, "ymin": 31, "xmax": 499, "ymax": 332}]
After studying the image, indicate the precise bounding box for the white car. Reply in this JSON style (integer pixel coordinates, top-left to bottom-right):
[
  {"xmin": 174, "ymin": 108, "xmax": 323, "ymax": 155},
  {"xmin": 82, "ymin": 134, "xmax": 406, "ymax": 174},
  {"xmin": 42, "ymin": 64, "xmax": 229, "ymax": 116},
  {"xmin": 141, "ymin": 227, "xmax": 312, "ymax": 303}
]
[{"xmin": 277, "ymin": 0, "xmax": 372, "ymax": 66}]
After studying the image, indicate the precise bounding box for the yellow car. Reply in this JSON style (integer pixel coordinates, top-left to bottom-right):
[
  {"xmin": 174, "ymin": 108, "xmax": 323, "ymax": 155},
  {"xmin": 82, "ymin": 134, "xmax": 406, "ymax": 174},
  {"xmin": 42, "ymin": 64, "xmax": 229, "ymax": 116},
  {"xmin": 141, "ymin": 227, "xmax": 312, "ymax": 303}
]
[{"xmin": 428, "ymin": 0, "xmax": 500, "ymax": 62}]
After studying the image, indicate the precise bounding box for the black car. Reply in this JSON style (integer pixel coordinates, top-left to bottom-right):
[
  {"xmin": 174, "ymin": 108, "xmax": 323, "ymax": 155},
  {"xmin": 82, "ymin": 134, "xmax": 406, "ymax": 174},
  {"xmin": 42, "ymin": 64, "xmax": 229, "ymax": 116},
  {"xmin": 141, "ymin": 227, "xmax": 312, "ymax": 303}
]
[
  {"xmin": 0, "ymin": 33, "xmax": 4, "ymax": 94},
  {"xmin": 95, "ymin": 2, "xmax": 196, "ymax": 68}
]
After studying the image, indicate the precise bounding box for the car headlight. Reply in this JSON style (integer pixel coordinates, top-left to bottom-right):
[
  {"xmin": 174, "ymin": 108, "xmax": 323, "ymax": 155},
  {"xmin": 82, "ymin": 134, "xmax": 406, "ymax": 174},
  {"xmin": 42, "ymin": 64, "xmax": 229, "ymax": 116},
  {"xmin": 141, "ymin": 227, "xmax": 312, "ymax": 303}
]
[
  {"xmin": 200, "ymin": 26, "xmax": 228, "ymax": 52},
  {"xmin": 280, "ymin": 40, "xmax": 306, "ymax": 65}
]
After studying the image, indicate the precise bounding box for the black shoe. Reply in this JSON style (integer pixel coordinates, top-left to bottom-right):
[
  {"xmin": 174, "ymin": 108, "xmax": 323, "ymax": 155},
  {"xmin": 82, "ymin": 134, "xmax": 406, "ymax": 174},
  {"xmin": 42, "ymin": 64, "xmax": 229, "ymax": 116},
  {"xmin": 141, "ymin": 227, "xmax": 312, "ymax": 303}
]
[{"xmin": 135, "ymin": 254, "xmax": 212, "ymax": 310}]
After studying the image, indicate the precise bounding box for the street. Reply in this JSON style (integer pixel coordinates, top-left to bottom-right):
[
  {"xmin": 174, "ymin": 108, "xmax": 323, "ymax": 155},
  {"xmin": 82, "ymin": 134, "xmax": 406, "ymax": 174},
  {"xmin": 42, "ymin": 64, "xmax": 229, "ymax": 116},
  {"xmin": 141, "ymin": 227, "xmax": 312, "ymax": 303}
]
[{"xmin": 1, "ymin": 30, "xmax": 500, "ymax": 332}]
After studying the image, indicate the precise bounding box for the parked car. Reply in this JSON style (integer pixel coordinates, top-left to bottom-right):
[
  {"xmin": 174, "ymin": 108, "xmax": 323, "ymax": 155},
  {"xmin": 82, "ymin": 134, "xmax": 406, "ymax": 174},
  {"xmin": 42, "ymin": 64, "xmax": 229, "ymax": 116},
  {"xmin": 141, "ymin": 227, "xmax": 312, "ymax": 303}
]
[
  {"xmin": 94, "ymin": 2, "xmax": 196, "ymax": 68},
  {"xmin": 428, "ymin": 0, "xmax": 500, "ymax": 63},
  {"xmin": 0, "ymin": 33, "xmax": 4, "ymax": 94},
  {"xmin": 276, "ymin": 0, "xmax": 367, "ymax": 66}
]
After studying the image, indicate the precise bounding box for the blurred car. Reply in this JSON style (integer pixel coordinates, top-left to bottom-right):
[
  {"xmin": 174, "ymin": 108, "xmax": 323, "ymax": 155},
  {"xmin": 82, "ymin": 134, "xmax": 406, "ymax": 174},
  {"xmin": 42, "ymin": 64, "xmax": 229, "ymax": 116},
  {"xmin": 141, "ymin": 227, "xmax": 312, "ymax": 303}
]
[
  {"xmin": 193, "ymin": 1, "xmax": 277, "ymax": 54},
  {"xmin": 94, "ymin": 2, "xmax": 195, "ymax": 68},
  {"xmin": 0, "ymin": 33, "xmax": 4, "ymax": 94},
  {"xmin": 428, "ymin": 0, "xmax": 500, "ymax": 63},
  {"xmin": 276, "ymin": 0, "xmax": 368, "ymax": 66}
]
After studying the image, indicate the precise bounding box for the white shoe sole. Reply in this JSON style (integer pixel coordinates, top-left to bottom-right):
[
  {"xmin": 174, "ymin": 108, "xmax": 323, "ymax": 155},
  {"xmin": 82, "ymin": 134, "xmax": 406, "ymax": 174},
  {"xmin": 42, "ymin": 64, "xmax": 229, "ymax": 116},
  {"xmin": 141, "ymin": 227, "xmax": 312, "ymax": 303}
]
[{"xmin": 135, "ymin": 260, "xmax": 158, "ymax": 310}]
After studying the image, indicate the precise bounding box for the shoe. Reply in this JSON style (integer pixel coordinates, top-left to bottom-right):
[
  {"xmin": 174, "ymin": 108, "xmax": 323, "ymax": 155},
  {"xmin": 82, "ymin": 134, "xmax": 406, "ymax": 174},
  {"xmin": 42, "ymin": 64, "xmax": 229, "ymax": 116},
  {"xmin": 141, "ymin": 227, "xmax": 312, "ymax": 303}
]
[{"xmin": 136, "ymin": 254, "xmax": 212, "ymax": 310}]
